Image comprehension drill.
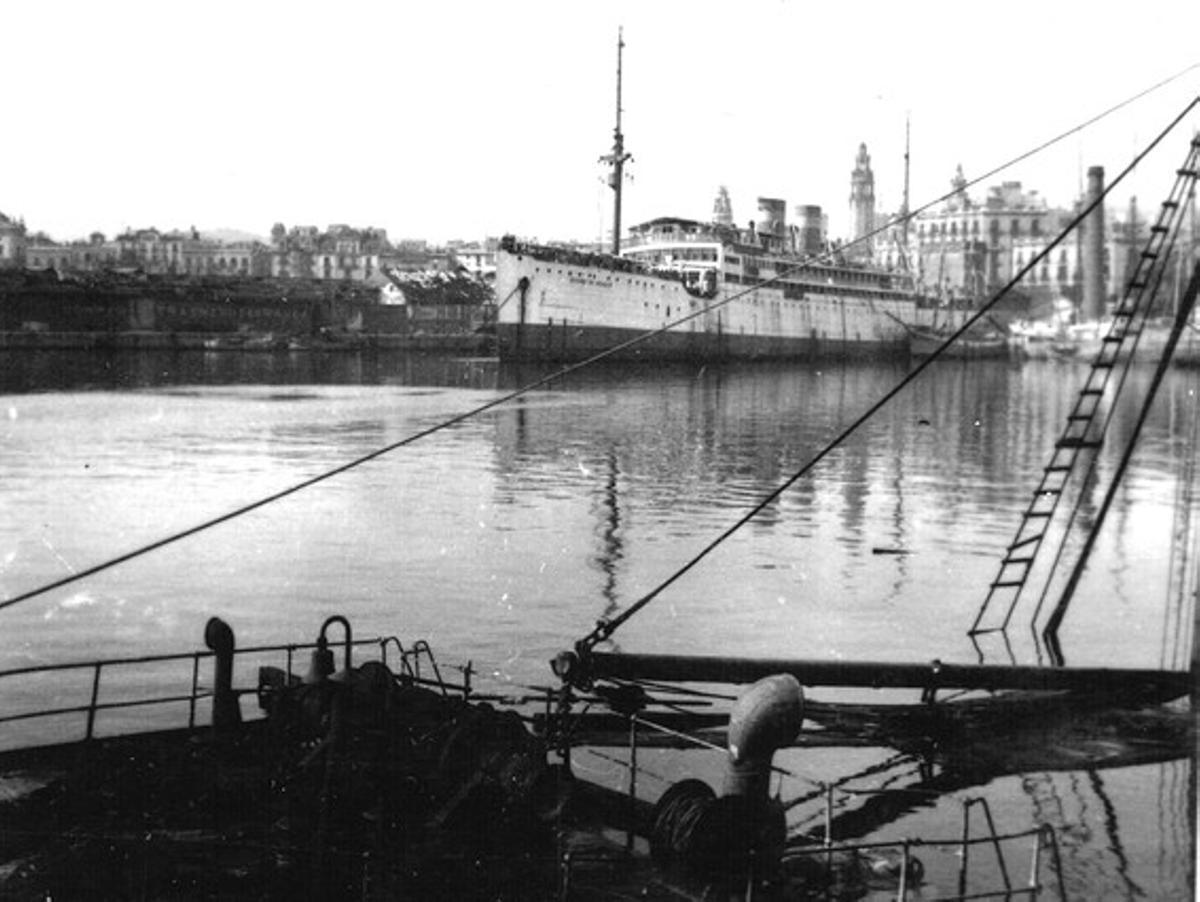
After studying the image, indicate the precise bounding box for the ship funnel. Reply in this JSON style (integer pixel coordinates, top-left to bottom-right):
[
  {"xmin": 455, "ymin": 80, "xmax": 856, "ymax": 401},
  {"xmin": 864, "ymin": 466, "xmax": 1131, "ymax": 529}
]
[
  {"xmin": 795, "ymin": 205, "xmax": 824, "ymax": 256},
  {"xmin": 756, "ymin": 197, "xmax": 787, "ymax": 237}
]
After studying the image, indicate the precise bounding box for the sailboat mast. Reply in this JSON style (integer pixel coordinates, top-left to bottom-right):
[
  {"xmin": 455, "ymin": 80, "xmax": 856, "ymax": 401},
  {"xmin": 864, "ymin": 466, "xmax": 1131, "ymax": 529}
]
[{"xmin": 601, "ymin": 28, "xmax": 632, "ymax": 255}]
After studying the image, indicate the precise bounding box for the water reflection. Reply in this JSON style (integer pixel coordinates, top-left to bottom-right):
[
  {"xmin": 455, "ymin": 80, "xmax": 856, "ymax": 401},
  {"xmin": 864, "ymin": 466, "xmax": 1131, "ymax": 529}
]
[
  {"xmin": 489, "ymin": 356, "xmax": 1193, "ymax": 672},
  {"xmin": 0, "ymin": 347, "xmax": 502, "ymax": 393},
  {"xmin": 1, "ymin": 349, "xmax": 1194, "ymax": 898}
]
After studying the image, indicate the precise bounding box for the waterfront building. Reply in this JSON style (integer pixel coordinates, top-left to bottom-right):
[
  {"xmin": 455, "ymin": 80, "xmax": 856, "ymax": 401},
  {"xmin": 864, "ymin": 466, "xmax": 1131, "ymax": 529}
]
[
  {"xmin": 905, "ymin": 169, "xmax": 1066, "ymax": 305},
  {"xmin": 1009, "ymin": 222, "xmax": 1082, "ymax": 305},
  {"xmin": 447, "ymin": 238, "xmax": 499, "ymax": 279},
  {"xmin": 23, "ymin": 233, "xmax": 67, "ymax": 272},
  {"xmin": 270, "ymin": 223, "xmax": 388, "ymax": 281},
  {"xmin": 874, "ymin": 169, "xmax": 1195, "ymax": 316},
  {"xmin": 1109, "ymin": 196, "xmax": 1147, "ymax": 307},
  {"xmin": 24, "ymin": 231, "xmax": 121, "ymax": 273},
  {"xmin": 0, "ymin": 212, "xmax": 26, "ymax": 269}
]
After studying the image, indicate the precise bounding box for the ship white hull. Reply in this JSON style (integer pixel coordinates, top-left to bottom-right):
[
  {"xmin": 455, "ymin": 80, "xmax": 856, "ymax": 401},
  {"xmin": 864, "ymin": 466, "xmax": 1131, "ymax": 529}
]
[{"xmin": 495, "ymin": 248, "xmax": 957, "ymax": 362}]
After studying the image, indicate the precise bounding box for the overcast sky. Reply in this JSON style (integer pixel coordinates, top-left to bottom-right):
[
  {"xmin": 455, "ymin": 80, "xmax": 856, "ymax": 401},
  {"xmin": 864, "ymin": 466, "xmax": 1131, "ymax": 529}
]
[{"xmin": 5, "ymin": 0, "xmax": 1199, "ymax": 245}]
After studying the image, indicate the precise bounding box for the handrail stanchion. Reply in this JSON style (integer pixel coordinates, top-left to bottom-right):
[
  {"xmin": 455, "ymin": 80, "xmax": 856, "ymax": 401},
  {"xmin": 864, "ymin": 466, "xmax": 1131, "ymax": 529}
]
[
  {"xmin": 980, "ymin": 798, "xmax": 1013, "ymax": 893},
  {"xmin": 958, "ymin": 798, "xmax": 972, "ymax": 897},
  {"xmin": 86, "ymin": 661, "xmax": 102, "ymax": 741},
  {"xmin": 1045, "ymin": 824, "xmax": 1068, "ymax": 900},
  {"xmin": 559, "ymin": 850, "xmax": 572, "ymax": 901},
  {"xmin": 626, "ymin": 715, "xmax": 639, "ymax": 853},
  {"xmin": 189, "ymin": 653, "xmax": 201, "ymax": 730},
  {"xmin": 1028, "ymin": 823, "xmax": 1043, "ymax": 898},
  {"xmin": 824, "ymin": 783, "xmax": 834, "ymax": 901}
]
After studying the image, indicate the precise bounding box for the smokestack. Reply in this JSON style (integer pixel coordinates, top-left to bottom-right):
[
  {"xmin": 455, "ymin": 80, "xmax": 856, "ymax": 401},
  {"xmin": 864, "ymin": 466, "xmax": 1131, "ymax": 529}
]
[
  {"xmin": 756, "ymin": 198, "xmax": 787, "ymax": 237},
  {"xmin": 795, "ymin": 205, "xmax": 824, "ymax": 256},
  {"xmin": 1082, "ymin": 166, "xmax": 1106, "ymax": 322}
]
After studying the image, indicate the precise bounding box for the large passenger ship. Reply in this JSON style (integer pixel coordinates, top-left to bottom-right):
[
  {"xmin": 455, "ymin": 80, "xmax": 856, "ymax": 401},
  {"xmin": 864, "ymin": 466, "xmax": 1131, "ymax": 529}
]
[
  {"xmin": 494, "ymin": 32, "xmax": 961, "ymax": 363},
  {"xmin": 494, "ymin": 213, "xmax": 961, "ymax": 362}
]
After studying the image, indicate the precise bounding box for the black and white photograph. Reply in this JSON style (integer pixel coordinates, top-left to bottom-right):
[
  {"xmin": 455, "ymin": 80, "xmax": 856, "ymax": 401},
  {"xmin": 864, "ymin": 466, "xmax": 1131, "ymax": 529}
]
[{"xmin": 1, "ymin": 1, "xmax": 1197, "ymax": 898}]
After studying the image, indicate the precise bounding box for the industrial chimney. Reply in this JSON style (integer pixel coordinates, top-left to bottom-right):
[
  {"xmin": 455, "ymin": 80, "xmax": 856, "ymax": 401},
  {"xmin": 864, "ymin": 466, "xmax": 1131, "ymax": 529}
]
[{"xmin": 1081, "ymin": 166, "xmax": 1106, "ymax": 322}]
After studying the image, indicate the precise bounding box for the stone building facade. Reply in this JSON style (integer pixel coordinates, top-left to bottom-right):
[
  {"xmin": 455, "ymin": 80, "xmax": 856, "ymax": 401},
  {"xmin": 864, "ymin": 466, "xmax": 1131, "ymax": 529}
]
[
  {"xmin": 268, "ymin": 223, "xmax": 389, "ymax": 281},
  {"xmin": 0, "ymin": 211, "xmax": 26, "ymax": 268},
  {"xmin": 873, "ymin": 170, "xmax": 1083, "ymax": 307}
]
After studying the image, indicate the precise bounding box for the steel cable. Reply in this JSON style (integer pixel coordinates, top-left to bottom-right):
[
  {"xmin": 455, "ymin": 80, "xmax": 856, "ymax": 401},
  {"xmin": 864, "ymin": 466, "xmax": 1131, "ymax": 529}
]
[{"xmin": 4, "ymin": 75, "xmax": 1197, "ymax": 615}]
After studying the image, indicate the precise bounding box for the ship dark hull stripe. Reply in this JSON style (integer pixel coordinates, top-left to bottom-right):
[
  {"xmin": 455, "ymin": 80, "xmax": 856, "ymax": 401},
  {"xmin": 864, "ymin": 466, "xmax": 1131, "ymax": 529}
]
[{"xmin": 496, "ymin": 322, "xmax": 909, "ymax": 362}]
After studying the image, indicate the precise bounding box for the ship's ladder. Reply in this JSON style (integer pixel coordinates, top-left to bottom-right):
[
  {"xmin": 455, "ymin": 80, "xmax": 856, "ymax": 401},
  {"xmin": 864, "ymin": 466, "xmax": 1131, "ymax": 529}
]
[{"xmin": 970, "ymin": 135, "xmax": 1200, "ymax": 637}]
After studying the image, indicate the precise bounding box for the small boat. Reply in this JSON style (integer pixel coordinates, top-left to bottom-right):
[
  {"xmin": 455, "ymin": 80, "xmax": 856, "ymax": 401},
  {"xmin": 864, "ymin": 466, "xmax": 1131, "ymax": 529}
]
[{"xmin": 907, "ymin": 323, "xmax": 1010, "ymax": 358}]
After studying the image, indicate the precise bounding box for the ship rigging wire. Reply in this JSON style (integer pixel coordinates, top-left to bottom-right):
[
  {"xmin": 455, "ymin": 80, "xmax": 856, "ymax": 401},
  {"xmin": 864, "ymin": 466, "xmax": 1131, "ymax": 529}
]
[
  {"xmin": 1042, "ymin": 257, "xmax": 1200, "ymax": 664},
  {"xmin": 2, "ymin": 83, "xmax": 1197, "ymax": 617},
  {"xmin": 577, "ymin": 95, "xmax": 1200, "ymax": 653},
  {"xmin": 1023, "ymin": 182, "xmax": 1195, "ymax": 646},
  {"xmin": 1161, "ymin": 367, "xmax": 1200, "ymax": 672}
]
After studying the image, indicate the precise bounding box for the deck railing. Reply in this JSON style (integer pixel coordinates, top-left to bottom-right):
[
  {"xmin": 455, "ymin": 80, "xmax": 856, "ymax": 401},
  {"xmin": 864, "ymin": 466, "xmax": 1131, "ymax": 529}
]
[{"xmin": 0, "ymin": 634, "xmax": 472, "ymax": 755}]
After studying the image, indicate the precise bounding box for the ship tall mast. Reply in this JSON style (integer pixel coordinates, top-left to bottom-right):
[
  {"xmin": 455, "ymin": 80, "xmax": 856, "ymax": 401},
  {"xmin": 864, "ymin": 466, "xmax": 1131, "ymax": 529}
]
[
  {"xmin": 600, "ymin": 28, "xmax": 632, "ymax": 255},
  {"xmin": 901, "ymin": 114, "xmax": 911, "ymax": 249}
]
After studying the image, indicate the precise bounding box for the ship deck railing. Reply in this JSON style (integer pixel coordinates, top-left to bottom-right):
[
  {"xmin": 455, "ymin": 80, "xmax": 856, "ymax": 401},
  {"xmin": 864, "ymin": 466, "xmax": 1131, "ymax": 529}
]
[
  {"xmin": 561, "ymin": 708, "xmax": 1070, "ymax": 901},
  {"xmin": 0, "ymin": 634, "xmax": 473, "ymax": 757}
]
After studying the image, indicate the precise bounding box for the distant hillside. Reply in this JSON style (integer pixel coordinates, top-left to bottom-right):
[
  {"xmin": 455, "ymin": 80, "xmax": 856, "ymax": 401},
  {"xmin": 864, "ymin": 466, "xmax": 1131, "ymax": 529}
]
[{"xmin": 201, "ymin": 228, "xmax": 266, "ymax": 244}]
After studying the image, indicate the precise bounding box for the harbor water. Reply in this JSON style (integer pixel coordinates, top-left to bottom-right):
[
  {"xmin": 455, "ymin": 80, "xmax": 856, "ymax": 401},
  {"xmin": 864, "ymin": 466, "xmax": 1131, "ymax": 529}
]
[{"xmin": 1, "ymin": 348, "xmax": 1195, "ymax": 898}]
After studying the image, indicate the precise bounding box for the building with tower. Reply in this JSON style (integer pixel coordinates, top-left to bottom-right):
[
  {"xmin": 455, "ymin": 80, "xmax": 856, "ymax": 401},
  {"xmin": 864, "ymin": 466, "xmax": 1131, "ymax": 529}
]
[
  {"xmin": 712, "ymin": 186, "xmax": 733, "ymax": 227},
  {"xmin": 848, "ymin": 143, "xmax": 875, "ymax": 261}
]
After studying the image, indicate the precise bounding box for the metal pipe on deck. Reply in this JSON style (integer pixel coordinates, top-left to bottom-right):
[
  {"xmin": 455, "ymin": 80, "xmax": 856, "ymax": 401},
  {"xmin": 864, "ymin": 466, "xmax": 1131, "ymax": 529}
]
[{"xmin": 574, "ymin": 651, "xmax": 1188, "ymax": 698}]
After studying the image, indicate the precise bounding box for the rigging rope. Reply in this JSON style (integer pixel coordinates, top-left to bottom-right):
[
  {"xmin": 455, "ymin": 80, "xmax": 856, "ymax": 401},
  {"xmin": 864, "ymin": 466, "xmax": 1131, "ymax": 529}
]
[
  {"xmin": 1043, "ymin": 259, "xmax": 1200, "ymax": 662},
  {"xmin": 577, "ymin": 95, "xmax": 1200, "ymax": 653},
  {"xmin": 1161, "ymin": 367, "xmax": 1200, "ymax": 671},
  {"xmin": 1026, "ymin": 172, "xmax": 1193, "ymax": 640},
  {"xmin": 3, "ymin": 75, "xmax": 1197, "ymax": 615}
]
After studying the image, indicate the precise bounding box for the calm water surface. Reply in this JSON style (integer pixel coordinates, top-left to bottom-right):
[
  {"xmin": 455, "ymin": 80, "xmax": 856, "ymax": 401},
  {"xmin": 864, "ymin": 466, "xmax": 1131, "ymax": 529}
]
[{"xmin": 1, "ymin": 348, "xmax": 1195, "ymax": 899}]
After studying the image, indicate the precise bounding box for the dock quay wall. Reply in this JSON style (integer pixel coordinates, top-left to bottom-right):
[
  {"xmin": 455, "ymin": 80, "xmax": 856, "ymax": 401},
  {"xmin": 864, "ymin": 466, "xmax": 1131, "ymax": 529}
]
[{"xmin": 0, "ymin": 271, "xmax": 490, "ymax": 347}]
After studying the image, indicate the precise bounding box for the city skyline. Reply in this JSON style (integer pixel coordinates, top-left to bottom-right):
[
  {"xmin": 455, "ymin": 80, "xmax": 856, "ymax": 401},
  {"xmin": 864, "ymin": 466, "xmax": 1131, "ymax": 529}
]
[{"xmin": 4, "ymin": 0, "xmax": 1199, "ymax": 246}]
